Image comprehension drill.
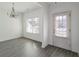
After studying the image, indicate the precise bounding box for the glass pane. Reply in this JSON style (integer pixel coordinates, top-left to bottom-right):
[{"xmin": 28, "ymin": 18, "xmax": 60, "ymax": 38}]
[
  {"xmin": 55, "ymin": 15, "xmax": 67, "ymax": 37},
  {"xmin": 26, "ymin": 19, "xmax": 32, "ymax": 33},
  {"xmin": 26, "ymin": 18, "xmax": 40, "ymax": 34},
  {"xmin": 33, "ymin": 18, "xmax": 39, "ymax": 33}
]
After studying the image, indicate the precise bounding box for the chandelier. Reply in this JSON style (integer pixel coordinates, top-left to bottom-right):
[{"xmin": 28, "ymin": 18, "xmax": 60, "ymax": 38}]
[{"xmin": 10, "ymin": 3, "xmax": 16, "ymax": 18}]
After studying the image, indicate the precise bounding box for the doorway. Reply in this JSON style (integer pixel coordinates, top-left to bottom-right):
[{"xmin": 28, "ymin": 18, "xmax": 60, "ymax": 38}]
[{"xmin": 53, "ymin": 11, "xmax": 71, "ymax": 50}]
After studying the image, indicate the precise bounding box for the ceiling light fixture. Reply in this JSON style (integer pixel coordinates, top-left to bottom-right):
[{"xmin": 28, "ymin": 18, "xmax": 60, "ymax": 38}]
[{"xmin": 10, "ymin": 3, "xmax": 16, "ymax": 18}]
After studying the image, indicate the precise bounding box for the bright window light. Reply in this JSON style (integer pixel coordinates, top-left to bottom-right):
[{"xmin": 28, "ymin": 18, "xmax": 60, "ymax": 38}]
[
  {"xmin": 26, "ymin": 17, "xmax": 39, "ymax": 34},
  {"xmin": 55, "ymin": 15, "xmax": 67, "ymax": 37}
]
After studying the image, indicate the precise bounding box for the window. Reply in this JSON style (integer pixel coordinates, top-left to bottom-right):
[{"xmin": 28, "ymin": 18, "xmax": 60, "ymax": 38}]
[
  {"xmin": 55, "ymin": 15, "xmax": 67, "ymax": 37},
  {"xmin": 26, "ymin": 17, "xmax": 39, "ymax": 34}
]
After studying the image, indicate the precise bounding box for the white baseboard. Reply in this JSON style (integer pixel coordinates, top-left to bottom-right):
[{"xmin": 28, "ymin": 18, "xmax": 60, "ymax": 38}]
[{"xmin": 0, "ymin": 36, "xmax": 21, "ymax": 42}]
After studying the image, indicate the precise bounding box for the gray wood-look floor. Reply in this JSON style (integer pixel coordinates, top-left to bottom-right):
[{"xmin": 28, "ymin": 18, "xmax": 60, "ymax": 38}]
[{"xmin": 0, "ymin": 37, "xmax": 78, "ymax": 57}]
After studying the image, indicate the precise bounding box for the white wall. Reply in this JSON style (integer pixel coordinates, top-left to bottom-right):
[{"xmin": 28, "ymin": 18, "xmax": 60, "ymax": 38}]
[
  {"xmin": 41, "ymin": 6, "xmax": 49, "ymax": 48},
  {"xmin": 0, "ymin": 8, "xmax": 22, "ymax": 41},
  {"xmin": 49, "ymin": 2, "xmax": 79, "ymax": 53}
]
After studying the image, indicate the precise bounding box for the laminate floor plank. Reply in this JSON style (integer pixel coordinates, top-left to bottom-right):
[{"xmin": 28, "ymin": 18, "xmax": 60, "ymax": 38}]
[{"xmin": 0, "ymin": 38, "xmax": 78, "ymax": 57}]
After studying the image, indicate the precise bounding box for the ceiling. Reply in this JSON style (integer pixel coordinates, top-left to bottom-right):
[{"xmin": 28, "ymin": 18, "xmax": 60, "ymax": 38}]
[{"xmin": 0, "ymin": 2, "xmax": 43, "ymax": 13}]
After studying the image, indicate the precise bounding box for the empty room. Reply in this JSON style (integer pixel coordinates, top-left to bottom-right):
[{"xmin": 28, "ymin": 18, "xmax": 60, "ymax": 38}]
[{"xmin": 0, "ymin": 1, "xmax": 79, "ymax": 57}]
